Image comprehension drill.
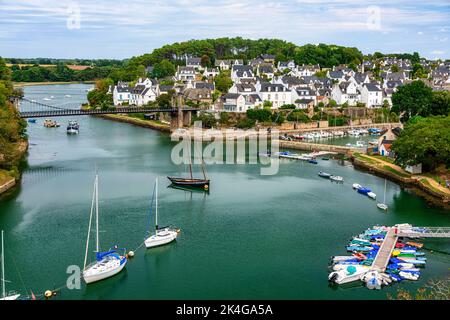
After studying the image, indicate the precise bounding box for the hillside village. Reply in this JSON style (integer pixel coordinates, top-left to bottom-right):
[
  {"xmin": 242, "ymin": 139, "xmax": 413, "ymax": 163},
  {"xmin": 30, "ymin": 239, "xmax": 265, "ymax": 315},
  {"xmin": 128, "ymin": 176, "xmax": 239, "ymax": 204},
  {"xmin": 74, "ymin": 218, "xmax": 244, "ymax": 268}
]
[{"xmin": 109, "ymin": 54, "xmax": 450, "ymax": 115}]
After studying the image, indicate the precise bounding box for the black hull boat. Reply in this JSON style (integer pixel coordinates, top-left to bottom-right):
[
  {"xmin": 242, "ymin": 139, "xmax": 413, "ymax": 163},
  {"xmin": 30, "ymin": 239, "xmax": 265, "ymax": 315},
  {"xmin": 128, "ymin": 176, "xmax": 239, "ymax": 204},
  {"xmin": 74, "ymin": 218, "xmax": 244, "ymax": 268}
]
[{"xmin": 167, "ymin": 177, "xmax": 210, "ymax": 190}]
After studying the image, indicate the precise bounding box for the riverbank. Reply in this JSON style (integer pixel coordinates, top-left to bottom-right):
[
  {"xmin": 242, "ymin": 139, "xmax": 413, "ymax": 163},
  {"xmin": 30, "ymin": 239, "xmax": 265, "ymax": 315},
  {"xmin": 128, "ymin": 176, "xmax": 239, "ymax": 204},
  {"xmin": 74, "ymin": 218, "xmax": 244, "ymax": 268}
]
[
  {"xmin": 351, "ymin": 153, "xmax": 450, "ymax": 208},
  {"xmin": 97, "ymin": 114, "xmax": 171, "ymax": 132},
  {"xmin": 0, "ymin": 140, "xmax": 28, "ymax": 196},
  {"xmin": 13, "ymin": 81, "xmax": 95, "ymax": 88}
]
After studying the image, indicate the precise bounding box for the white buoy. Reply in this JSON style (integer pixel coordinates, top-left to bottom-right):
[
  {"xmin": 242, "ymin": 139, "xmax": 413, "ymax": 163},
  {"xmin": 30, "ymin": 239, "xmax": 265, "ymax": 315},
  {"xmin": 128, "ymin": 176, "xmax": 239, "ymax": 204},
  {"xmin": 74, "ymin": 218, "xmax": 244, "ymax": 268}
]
[
  {"xmin": 44, "ymin": 290, "xmax": 53, "ymax": 298},
  {"xmin": 127, "ymin": 251, "xmax": 135, "ymax": 258}
]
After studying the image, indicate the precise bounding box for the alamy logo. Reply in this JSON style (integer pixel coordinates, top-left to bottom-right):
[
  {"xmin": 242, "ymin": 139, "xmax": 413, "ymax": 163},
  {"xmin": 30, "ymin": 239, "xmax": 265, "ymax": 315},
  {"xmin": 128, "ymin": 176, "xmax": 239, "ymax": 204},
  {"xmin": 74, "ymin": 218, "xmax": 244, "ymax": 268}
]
[
  {"xmin": 66, "ymin": 265, "xmax": 81, "ymax": 290},
  {"xmin": 67, "ymin": 2, "xmax": 81, "ymax": 30},
  {"xmin": 171, "ymin": 122, "xmax": 280, "ymax": 176}
]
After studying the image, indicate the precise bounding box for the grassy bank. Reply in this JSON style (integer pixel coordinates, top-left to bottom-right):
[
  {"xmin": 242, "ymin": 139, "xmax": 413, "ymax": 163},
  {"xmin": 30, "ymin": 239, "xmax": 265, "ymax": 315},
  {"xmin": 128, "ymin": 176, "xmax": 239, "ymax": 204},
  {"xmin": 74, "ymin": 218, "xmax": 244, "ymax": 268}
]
[
  {"xmin": 351, "ymin": 152, "xmax": 449, "ymax": 206},
  {"xmin": 97, "ymin": 114, "xmax": 171, "ymax": 133}
]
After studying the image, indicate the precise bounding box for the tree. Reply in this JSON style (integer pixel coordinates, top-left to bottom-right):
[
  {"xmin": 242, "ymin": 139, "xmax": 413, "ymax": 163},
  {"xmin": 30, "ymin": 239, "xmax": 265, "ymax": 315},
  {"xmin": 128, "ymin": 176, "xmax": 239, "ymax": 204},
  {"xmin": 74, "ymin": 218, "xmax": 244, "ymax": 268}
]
[
  {"xmin": 156, "ymin": 93, "xmax": 173, "ymax": 108},
  {"xmin": 151, "ymin": 59, "xmax": 176, "ymax": 79},
  {"xmin": 431, "ymin": 91, "xmax": 450, "ymax": 116},
  {"xmin": 392, "ymin": 116, "xmax": 450, "ymax": 172},
  {"xmin": 214, "ymin": 71, "xmax": 233, "ymax": 93},
  {"xmin": 391, "ymin": 81, "xmax": 433, "ymax": 122},
  {"xmin": 263, "ymin": 100, "xmax": 273, "ymax": 109},
  {"xmin": 200, "ymin": 55, "xmax": 211, "ymax": 68}
]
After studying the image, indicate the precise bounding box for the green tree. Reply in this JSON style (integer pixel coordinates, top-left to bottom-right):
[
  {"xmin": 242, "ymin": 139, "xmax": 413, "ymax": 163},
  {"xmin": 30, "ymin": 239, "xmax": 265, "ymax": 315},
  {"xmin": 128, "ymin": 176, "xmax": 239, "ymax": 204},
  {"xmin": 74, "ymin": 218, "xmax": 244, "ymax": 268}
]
[
  {"xmin": 431, "ymin": 91, "xmax": 450, "ymax": 116},
  {"xmin": 392, "ymin": 116, "xmax": 450, "ymax": 171},
  {"xmin": 214, "ymin": 71, "xmax": 233, "ymax": 92},
  {"xmin": 151, "ymin": 59, "xmax": 176, "ymax": 79},
  {"xmin": 391, "ymin": 80, "xmax": 433, "ymax": 122}
]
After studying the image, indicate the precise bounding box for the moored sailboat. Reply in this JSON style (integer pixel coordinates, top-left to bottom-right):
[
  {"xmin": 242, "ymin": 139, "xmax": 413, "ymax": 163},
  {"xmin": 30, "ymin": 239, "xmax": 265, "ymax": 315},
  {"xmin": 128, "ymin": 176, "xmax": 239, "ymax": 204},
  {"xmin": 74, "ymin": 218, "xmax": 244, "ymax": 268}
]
[
  {"xmin": 82, "ymin": 175, "xmax": 127, "ymax": 284},
  {"xmin": 377, "ymin": 179, "xmax": 388, "ymax": 210},
  {"xmin": 168, "ymin": 157, "xmax": 210, "ymax": 190},
  {"xmin": 1, "ymin": 231, "xmax": 20, "ymax": 300},
  {"xmin": 145, "ymin": 178, "xmax": 180, "ymax": 249}
]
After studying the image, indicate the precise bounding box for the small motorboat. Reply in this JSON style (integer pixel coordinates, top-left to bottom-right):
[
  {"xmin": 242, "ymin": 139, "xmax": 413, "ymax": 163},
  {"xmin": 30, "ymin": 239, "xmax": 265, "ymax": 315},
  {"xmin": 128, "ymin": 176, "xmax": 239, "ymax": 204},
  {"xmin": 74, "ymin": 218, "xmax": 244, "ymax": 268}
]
[
  {"xmin": 362, "ymin": 271, "xmax": 382, "ymax": 290},
  {"xmin": 352, "ymin": 183, "xmax": 362, "ymax": 189},
  {"xmin": 321, "ymin": 157, "xmax": 330, "ymax": 160},
  {"xmin": 318, "ymin": 171, "xmax": 331, "ymax": 178},
  {"xmin": 377, "ymin": 203, "xmax": 388, "ymax": 210},
  {"xmin": 328, "ymin": 265, "xmax": 369, "ymax": 284},
  {"xmin": 406, "ymin": 242, "xmax": 423, "ymax": 249},
  {"xmin": 308, "ymin": 159, "xmax": 318, "ymax": 164},
  {"xmin": 67, "ymin": 120, "xmax": 79, "ymax": 134},
  {"xmin": 27, "ymin": 119, "xmax": 37, "ymax": 123},
  {"xmin": 330, "ymin": 175, "xmax": 344, "ymax": 183}
]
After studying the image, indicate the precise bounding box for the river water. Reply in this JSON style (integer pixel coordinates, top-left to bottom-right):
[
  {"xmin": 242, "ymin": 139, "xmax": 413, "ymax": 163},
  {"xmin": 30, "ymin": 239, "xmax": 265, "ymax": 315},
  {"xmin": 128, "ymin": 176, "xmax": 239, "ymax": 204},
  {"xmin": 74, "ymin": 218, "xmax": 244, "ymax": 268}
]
[{"xmin": 0, "ymin": 84, "xmax": 449, "ymax": 300}]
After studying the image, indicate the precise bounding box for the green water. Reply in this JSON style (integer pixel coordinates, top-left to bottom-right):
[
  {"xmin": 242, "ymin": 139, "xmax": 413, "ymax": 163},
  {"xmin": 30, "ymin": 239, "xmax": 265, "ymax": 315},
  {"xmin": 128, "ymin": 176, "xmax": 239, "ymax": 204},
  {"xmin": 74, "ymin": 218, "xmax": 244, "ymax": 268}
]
[{"xmin": 0, "ymin": 84, "xmax": 449, "ymax": 300}]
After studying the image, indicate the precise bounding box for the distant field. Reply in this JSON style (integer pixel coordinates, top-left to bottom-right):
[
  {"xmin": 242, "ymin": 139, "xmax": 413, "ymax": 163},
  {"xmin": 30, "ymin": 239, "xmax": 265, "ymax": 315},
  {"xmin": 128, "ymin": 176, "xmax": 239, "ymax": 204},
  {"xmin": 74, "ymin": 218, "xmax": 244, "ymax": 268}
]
[{"xmin": 6, "ymin": 63, "xmax": 91, "ymax": 70}]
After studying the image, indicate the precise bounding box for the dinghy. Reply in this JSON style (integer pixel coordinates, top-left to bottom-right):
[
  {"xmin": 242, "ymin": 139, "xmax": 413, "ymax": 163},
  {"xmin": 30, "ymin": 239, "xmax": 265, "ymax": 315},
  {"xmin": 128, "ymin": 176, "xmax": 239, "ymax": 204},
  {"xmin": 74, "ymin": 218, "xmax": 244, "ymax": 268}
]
[
  {"xmin": 318, "ymin": 171, "xmax": 332, "ymax": 178},
  {"xmin": 330, "ymin": 175, "xmax": 344, "ymax": 183}
]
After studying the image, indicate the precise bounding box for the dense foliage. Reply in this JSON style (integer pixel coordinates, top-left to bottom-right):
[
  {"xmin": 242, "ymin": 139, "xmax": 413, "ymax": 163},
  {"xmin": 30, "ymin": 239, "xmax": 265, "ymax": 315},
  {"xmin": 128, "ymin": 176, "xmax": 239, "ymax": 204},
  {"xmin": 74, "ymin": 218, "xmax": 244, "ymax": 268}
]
[
  {"xmin": 391, "ymin": 81, "xmax": 450, "ymax": 122},
  {"xmin": 87, "ymin": 78, "xmax": 114, "ymax": 109},
  {"xmin": 127, "ymin": 38, "xmax": 363, "ymax": 69},
  {"xmin": 0, "ymin": 57, "xmax": 27, "ymax": 178},
  {"xmin": 392, "ymin": 116, "xmax": 450, "ymax": 171}
]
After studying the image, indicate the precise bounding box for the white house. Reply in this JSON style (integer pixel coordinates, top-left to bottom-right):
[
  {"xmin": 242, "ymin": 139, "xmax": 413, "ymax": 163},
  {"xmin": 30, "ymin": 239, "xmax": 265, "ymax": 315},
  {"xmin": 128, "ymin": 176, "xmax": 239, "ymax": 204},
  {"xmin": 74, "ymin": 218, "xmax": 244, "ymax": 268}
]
[
  {"xmin": 360, "ymin": 83, "xmax": 383, "ymax": 108},
  {"xmin": 112, "ymin": 82, "xmax": 131, "ymax": 106},
  {"xmin": 331, "ymin": 81, "xmax": 360, "ymax": 106},
  {"xmin": 222, "ymin": 93, "xmax": 262, "ymax": 112},
  {"xmin": 277, "ymin": 60, "xmax": 295, "ymax": 72},
  {"xmin": 292, "ymin": 88, "xmax": 317, "ymax": 106},
  {"xmin": 129, "ymin": 85, "xmax": 157, "ymax": 106},
  {"xmin": 231, "ymin": 65, "xmax": 254, "ymax": 83},
  {"xmin": 257, "ymin": 83, "xmax": 291, "ymax": 109},
  {"xmin": 257, "ymin": 65, "xmax": 274, "ymax": 79},
  {"xmin": 204, "ymin": 67, "xmax": 219, "ymax": 78},
  {"xmin": 186, "ymin": 57, "xmax": 202, "ymax": 70},
  {"xmin": 229, "ymin": 83, "xmax": 257, "ymax": 96},
  {"xmin": 176, "ymin": 66, "xmax": 196, "ymax": 81}
]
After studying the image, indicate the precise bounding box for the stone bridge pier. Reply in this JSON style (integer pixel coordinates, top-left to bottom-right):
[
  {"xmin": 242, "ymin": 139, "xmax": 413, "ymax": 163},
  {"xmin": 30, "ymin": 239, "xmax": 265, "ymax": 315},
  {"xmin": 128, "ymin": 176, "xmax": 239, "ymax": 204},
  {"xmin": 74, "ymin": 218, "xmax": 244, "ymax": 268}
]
[{"xmin": 170, "ymin": 105, "xmax": 193, "ymax": 131}]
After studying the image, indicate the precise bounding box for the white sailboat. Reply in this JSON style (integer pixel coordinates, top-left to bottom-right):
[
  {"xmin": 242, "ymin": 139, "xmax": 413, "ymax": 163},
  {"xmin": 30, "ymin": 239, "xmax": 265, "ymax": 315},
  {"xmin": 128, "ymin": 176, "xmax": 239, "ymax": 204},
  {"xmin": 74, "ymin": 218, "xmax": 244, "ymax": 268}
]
[
  {"xmin": 377, "ymin": 179, "xmax": 388, "ymax": 211},
  {"xmin": 82, "ymin": 175, "xmax": 127, "ymax": 284},
  {"xmin": 1, "ymin": 231, "xmax": 20, "ymax": 301},
  {"xmin": 145, "ymin": 178, "xmax": 180, "ymax": 249}
]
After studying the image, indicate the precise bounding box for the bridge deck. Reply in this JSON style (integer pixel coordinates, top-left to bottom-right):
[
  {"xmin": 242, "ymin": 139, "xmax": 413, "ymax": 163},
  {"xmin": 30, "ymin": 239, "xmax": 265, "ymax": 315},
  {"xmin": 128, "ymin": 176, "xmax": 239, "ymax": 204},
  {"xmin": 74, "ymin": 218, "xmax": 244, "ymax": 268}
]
[
  {"xmin": 19, "ymin": 107, "xmax": 198, "ymax": 118},
  {"xmin": 371, "ymin": 228, "xmax": 398, "ymax": 272}
]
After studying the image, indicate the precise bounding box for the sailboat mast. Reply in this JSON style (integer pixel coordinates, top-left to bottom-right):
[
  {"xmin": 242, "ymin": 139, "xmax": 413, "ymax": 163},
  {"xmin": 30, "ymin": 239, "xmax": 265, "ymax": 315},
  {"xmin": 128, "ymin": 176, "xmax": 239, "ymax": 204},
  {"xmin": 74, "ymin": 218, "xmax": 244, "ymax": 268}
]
[
  {"xmin": 83, "ymin": 177, "xmax": 96, "ymax": 270},
  {"xmin": 201, "ymin": 159, "xmax": 207, "ymax": 180},
  {"xmin": 95, "ymin": 175, "xmax": 99, "ymax": 253},
  {"xmin": 1, "ymin": 230, "xmax": 5, "ymax": 299},
  {"xmin": 384, "ymin": 179, "xmax": 387, "ymax": 204},
  {"xmin": 155, "ymin": 178, "xmax": 158, "ymax": 231},
  {"xmin": 189, "ymin": 163, "xmax": 193, "ymax": 179}
]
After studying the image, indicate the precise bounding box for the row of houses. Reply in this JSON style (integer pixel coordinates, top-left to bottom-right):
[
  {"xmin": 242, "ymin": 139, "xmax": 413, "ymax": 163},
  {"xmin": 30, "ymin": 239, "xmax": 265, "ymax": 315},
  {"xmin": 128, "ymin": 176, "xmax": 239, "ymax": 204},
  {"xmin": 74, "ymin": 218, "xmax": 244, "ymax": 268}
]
[{"xmin": 111, "ymin": 54, "xmax": 449, "ymax": 111}]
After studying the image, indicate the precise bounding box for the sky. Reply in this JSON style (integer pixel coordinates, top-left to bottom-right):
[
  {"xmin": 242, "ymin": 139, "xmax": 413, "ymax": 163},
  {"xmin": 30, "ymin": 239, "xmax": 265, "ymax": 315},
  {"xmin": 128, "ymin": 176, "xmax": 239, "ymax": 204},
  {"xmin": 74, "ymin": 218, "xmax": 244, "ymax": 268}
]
[{"xmin": 0, "ymin": 0, "xmax": 449, "ymax": 60}]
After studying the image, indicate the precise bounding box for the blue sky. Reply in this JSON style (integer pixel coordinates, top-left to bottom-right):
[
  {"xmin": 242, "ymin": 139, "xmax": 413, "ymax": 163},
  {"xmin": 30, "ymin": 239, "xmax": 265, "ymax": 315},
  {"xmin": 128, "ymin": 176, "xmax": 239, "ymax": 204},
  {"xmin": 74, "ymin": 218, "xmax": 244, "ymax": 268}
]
[{"xmin": 0, "ymin": 0, "xmax": 449, "ymax": 60}]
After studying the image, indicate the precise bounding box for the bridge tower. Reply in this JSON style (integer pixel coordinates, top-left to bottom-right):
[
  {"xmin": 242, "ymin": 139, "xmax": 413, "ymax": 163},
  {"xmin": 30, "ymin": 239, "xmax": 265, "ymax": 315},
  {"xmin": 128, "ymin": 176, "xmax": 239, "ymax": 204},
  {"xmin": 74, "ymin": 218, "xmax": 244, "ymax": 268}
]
[{"xmin": 9, "ymin": 97, "xmax": 20, "ymax": 111}]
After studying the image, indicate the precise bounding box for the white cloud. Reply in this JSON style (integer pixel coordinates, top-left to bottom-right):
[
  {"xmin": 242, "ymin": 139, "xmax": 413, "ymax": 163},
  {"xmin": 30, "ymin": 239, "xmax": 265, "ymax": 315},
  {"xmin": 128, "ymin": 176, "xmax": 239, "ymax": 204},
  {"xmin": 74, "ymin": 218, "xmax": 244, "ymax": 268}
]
[{"xmin": 430, "ymin": 50, "xmax": 445, "ymax": 55}]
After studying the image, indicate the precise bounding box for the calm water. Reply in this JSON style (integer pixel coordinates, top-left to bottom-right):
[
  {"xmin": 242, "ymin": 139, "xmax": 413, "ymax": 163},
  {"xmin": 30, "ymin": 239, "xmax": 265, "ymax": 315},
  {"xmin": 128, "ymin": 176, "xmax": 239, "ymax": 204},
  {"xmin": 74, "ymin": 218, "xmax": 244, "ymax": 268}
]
[{"xmin": 0, "ymin": 84, "xmax": 449, "ymax": 300}]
